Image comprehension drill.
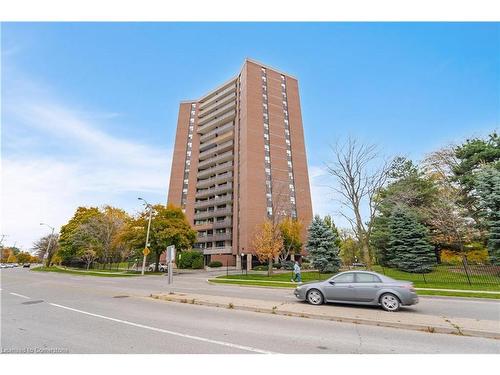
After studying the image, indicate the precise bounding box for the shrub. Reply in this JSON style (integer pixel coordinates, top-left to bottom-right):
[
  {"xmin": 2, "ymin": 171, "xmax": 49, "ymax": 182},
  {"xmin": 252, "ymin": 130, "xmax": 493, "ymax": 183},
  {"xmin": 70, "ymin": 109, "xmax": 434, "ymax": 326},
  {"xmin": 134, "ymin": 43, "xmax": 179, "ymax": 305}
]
[
  {"xmin": 253, "ymin": 265, "xmax": 268, "ymax": 271},
  {"xmin": 272, "ymin": 263, "xmax": 283, "ymax": 269},
  {"xmin": 177, "ymin": 251, "xmax": 204, "ymax": 269},
  {"xmin": 208, "ymin": 261, "xmax": 223, "ymax": 268},
  {"xmin": 301, "ymin": 262, "xmax": 311, "ymax": 270},
  {"xmin": 191, "ymin": 257, "xmax": 204, "ymax": 269},
  {"xmin": 280, "ymin": 260, "xmax": 295, "ymax": 270}
]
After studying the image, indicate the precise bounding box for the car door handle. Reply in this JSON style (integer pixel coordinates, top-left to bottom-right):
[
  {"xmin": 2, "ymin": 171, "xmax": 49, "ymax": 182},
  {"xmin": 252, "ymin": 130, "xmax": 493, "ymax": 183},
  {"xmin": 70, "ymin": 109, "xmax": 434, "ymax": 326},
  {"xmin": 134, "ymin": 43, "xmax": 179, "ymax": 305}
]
[
  {"xmin": 347, "ymin": 285, "xmax": 354, "ymax": 288},
  {"xmin": 373, "ymin": 285, "xmax": 380, "ymax": 288}
]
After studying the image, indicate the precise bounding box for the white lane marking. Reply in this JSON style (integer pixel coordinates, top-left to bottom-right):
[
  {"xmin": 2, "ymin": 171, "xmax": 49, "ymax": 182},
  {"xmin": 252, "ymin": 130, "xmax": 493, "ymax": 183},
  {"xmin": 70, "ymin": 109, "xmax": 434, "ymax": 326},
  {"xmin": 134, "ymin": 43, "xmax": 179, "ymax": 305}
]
[
  {"xmin": 48, "ymin": 303, "xmax": 276, "ymax": 354},
  {"xmin": 9, "ymin": 292, "xmax": 30, "ymax": 299}
]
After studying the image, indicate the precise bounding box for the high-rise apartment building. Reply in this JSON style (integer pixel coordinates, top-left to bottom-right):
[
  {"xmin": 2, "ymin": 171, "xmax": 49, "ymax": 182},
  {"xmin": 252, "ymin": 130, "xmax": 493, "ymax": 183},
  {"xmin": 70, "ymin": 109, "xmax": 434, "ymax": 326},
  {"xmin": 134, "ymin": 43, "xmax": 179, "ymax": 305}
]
[{"xmin": 167, "ymin": 59, "xmax": 312, "ymax": 268}]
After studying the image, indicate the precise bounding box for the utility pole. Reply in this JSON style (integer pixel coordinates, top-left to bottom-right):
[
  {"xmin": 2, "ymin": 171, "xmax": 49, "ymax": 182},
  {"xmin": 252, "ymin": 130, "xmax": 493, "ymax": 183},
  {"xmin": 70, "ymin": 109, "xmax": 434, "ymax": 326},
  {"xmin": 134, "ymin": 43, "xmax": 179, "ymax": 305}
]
[
  {"xmin": 138, "ymin": 198, "xmax": 153, "ymax": 275},
  {"xmin": 40, "ymin": 223, "xmax": 55, "ymax": 266}
]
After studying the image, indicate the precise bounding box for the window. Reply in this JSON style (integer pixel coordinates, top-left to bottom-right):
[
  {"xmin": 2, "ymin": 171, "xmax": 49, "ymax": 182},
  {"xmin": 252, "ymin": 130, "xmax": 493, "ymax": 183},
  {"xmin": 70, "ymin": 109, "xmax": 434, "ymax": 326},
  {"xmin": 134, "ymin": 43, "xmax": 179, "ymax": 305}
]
[
  {"xmin": 355, "ymin": 273, "xmax": 381, "ymax": 283},
  {"xmin": 332, "ymin": 273, "xmax": 355, "ymax": 283}
]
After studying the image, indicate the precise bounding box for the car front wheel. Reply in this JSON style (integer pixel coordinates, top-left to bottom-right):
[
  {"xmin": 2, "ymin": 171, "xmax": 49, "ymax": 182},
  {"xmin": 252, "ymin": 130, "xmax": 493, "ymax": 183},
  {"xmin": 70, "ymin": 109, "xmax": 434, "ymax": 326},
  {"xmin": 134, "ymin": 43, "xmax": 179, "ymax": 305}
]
[
  {"xmin": 306, "ymin": 289, "xmax": 324, "ymax": 305},
  {"xmin": 380, "ymin": 293, "xmax": 400, "ymax": 312}
]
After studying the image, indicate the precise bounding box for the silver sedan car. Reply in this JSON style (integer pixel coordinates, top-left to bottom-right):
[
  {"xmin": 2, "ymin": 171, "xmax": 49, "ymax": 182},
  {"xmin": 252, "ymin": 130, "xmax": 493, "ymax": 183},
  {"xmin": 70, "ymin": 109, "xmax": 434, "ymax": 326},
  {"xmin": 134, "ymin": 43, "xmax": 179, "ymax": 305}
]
[{"xmin": 294, "ymin": 270, "xmax": 418, "ymax": 312}]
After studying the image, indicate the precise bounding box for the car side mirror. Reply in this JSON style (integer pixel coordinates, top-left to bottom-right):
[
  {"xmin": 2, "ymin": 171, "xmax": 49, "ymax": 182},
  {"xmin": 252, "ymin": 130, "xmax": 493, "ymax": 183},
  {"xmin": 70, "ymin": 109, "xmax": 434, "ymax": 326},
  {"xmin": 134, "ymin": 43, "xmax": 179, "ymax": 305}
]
[{"xmin": 328, "ymin": 281, "xmax": 335, "ymax": 285}]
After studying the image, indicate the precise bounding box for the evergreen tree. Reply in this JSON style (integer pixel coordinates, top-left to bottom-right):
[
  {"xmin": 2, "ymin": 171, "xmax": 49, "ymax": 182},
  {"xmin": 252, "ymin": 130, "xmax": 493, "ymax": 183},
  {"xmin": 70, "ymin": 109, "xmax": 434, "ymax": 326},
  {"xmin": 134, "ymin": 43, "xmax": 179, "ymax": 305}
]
[
  {"xmin": 388, "ymin": 207, "xmax": 435, "ymax": 273},
  {"xmin": 306, "ymin": 216, "xmax": 341, "ymax": 273},
  {"xmin": 323, "ymin": 215, "xmax": 342, "ymax": 248},
  {"xmin": 476, "ymin": 167, "xmax": 500, "ymax": 265}
]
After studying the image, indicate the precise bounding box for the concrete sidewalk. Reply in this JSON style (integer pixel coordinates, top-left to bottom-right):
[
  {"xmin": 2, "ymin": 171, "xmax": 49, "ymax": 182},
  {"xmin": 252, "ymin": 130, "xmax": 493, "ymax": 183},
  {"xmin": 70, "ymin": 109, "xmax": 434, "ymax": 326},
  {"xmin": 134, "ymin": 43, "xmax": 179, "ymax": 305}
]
[{"xmin": 150, "ymin": 292, "xmax": 500, "ymax": 340}]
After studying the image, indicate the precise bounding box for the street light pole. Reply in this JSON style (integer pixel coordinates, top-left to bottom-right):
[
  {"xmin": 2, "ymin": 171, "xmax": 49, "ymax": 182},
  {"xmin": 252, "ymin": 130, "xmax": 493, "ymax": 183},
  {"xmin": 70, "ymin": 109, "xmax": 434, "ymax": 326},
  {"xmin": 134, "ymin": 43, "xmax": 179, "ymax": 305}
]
[
  {"xmin": 40, "ymin": 223, "xmax": 55, "ymax": 266},
  {"xmin": 138, "ymin": 198, "xmax": 153, "ymax": 276}
]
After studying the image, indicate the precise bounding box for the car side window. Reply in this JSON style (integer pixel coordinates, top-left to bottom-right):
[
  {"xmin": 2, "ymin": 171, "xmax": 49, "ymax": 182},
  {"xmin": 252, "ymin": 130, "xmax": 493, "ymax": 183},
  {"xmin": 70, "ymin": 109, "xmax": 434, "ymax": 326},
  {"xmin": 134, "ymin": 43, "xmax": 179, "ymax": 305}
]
[
  {"xmin": 355, "ymin": 273, "xmax": 381, "ymax": 283},
  {"xmin": 332, "ymin": 273, "xmax": 355, "ymax": 283}
]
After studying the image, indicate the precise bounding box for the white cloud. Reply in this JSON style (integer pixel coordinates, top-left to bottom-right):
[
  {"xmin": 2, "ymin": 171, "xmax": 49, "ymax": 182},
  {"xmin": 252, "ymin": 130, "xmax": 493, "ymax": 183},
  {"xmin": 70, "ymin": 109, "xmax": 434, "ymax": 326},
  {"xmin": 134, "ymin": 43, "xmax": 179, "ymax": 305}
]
[{"xmin": 1, "ymin": 81, "xmax": 172, "ymax": 251}]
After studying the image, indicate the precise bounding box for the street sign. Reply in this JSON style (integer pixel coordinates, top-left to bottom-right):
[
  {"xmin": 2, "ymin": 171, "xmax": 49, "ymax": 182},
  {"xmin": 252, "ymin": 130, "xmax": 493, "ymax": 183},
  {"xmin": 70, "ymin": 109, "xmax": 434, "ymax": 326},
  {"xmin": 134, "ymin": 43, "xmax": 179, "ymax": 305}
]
[
  {"xmin": 166, "ymin": 245, "xmax": 175, "ymax": 262},
  {"xmin": 143, "ymin": 247, "xmax": 150, "ymax": 256},
  {"xmin": 166, "ymin": 245, "xmax": 175, "ymax": 285}
]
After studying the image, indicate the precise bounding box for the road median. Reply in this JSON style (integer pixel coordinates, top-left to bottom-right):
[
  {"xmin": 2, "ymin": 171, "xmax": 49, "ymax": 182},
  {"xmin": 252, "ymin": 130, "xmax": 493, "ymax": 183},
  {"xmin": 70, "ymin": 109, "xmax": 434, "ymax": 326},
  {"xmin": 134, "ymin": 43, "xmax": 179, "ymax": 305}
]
[{"xmin": 150, "ymin": 292, "xmax": 500, "ymax": 340}]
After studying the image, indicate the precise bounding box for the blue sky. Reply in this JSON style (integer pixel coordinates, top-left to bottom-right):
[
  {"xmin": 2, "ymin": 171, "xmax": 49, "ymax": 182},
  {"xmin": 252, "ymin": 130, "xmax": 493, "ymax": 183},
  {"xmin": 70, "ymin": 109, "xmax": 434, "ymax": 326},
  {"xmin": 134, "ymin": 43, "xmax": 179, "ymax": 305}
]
[{"xmin": 2, "ymin": 22, "xmax": 499, "ymax": 249}]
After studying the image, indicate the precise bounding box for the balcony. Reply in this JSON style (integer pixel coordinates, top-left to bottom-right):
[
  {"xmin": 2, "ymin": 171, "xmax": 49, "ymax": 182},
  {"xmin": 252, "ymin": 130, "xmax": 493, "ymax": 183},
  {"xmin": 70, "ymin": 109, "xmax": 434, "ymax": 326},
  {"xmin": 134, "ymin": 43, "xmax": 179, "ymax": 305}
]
[
  {"xmin": 198, "ymin": 92, "xmax": 236, "ymax": 118},
  {"xmin": 199, "ymin": 122, "xmax": 234, "ymax": 143},
  {"xmin": 194, "ymin": 207, "xmax": 233, "ymax": 220},
  {"xmin": 197, "ymin": 161, "xmax": 232, "ymax": 179},
  {"xmin": 199, "ymin": 140, "xmax": 233, "ymax": 160},
  {"xmin": 197, "ymin": 111, "xmax": 236, "ymax": 135},
  {"xmin": 199, "ymin": 84, "xmax": 236, "ymax": 110},
  {"xmin": 198, "ymin": 151, "xmax": 233, "ymax": 169},
  {"xmin": 196, "ymin": 172, "xmax": 233, "ymax": 189},
  {"xmin": 198, "ymin": 101, "xmax": 236, "ymax": 126},
  {"xmin": 203, "ymin": 246, "xmax": 233, "ymax": 255},
  {"xmin": 194, "ymin": 218, "xmax": 232, "ymax": 231},
  {"xmin": 196, "ymin": 233, "xmax": 233, "ymax": 243},
  {"xmin": 199, "ymin": 130, "xmax": 233, "ymax": 151},
  {"xmin": 195, "ymin": 182, "xmax": 233, "ymax": 198},
  {"xmin": 194, "ymin": 194, "xmax": 233, "ymax": 209}
]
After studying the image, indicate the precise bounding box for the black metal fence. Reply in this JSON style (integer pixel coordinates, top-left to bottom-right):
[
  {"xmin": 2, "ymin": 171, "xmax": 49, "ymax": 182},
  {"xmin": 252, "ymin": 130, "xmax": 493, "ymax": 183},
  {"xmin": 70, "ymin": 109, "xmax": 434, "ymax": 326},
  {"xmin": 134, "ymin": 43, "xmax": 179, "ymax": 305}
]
[{"xmin": 347, "ymin": 261, "xmax": 500, "ymax": 287}]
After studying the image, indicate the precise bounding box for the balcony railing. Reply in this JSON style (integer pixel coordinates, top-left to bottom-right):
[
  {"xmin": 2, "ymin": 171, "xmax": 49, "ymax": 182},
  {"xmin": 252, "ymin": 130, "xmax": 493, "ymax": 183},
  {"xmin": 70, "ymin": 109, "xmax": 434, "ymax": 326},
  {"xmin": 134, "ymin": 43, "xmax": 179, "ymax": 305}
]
[
  {"xmin": 199, "ymin": 122, "xmax": 234, "ymax": 143},
  {"xmin": 198, "ymin": 151, "xmax": 233, "ymax": 169},
  {"xmin": 194, "ymin": 219, "xmax": 232, "ymax": 230},
  {"xmin": 199, "ymin": 84, "xmax": 236, "ymax": 110},
  {"xmin": 194, "ymin": 207, "xmax": 233, "ymax": 220},
  {"xmin": 196, "ymin": 233, "xmax": 233, "ymax": 243},
  {"xmin": 196, "ymin": 172, "xmax": 233, "ymax": 189},
  {"xmin": 198, "ymin": 101, "xmax": 236, "ymax": 126},
  {"xmin": 198, "ymin": 93, "xmax": 236, "ymax": 117},
  {"xmin": 199, "ymin": 140, "xmax": 233, "ymax": 160},
  {"xmin": 194, "ymin": 195, "xmax": 233, "ymax": 209},
  {"xmin": 197, "ymin": 161, "xmax": 233, "ymax": 179},
  {"xmin": 202, "ymin": 246, "xmax": 233, "ymax": 255},
  {"xmin": 197, "ymin": 111, "xmax": 236, "ymax": 135},
  {"xmin": 195, "ymin": 182, "xmax": 233, "ymax": 198}
]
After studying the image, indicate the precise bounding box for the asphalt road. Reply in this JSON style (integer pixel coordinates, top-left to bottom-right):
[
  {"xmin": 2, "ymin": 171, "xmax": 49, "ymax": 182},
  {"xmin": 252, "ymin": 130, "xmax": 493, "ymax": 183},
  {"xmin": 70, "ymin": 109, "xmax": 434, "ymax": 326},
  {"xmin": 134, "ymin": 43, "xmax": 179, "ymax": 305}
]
[{"xmin": 1, "ymin": 267, "xmax": 499, "ymax": 354}]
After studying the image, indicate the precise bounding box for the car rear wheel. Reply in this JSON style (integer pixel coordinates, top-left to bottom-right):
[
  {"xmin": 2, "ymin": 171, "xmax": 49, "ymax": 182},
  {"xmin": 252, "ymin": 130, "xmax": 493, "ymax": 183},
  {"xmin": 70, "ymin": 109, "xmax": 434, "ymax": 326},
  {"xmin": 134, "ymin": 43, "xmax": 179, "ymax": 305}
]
[
  {"xmin": 380, "ymin": 293, "xmax": 400, "ymax": 312},
  {"xmin": 306, "ymin": 289, "xmax": 324, "ymax": 305}
]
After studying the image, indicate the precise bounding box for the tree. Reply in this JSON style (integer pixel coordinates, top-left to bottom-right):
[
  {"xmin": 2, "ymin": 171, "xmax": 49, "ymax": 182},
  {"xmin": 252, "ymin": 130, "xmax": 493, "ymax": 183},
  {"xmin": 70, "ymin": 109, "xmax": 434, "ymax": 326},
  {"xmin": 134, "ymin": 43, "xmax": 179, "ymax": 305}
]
[
  {"xmin": 7, "ymin": 253, "xmax": 17, "ymax": 263},
  {"xmin": 323, "ymin": 215, "xmax": 342, "ymax": 248},
  {"xmin": 476, "ymin": 166, "xmax": 500, "ymax": 264},
  {"xmin": 118, "ymin": 204, "xmax": 196, "ymax": 272},
  {"xmin": 306, "ymin": 216, "xmax": 341, "ymax": 273},
  {"xmin": 278, "ymin": 217, "xmax": 303, "ymax": 263},
  {"xmin": 326, "ymin": 137, "xmax": 393, "ymax": 268},
  {"xmin": 16, "ymin": 252, "xmax": 33, "ymax": 264},
  {"xmin": 32, "ymin": 233, "xmax": 59, "ymax": 266},
  {"xmin": 453, "ymin": 132, "xmax": 500, "ymax": 217},
  {"xmin": 80, "ymin": 249, "xmax": 97, "ymax": 269},
  {"xmin": 71, "ymin": 206, "xmax": 130, "ymax": 264},
  {"xmin": 338, "ymin": 230, "xmax": 361, "ymax": 266},
  {"xmin": 387, "ymin": 207, "xmax": 435, "ymax": 273},
  {"xmin": 58, "ymin": 207, "xmax": 100, "ymax": 262},
  {"xmin": 253, "ymin": 219, "xmax": 283, "ymax": 275}
]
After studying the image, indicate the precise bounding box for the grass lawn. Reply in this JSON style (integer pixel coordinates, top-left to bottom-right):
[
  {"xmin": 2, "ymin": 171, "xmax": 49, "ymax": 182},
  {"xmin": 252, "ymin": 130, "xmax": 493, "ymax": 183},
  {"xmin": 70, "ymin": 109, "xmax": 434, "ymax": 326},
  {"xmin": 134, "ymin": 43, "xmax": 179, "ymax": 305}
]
[{"xmin": 29, "ymin": 266, "xmax": 167, "ymax": 277}]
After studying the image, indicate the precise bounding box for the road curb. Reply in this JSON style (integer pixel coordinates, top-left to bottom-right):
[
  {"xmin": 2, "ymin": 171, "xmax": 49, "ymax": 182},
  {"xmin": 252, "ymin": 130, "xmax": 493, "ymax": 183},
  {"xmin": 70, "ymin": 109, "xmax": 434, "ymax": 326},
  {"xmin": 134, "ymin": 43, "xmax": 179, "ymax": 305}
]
[{"xmin": 150, "ymin": 293, "xmax": 500, "ymax": 340}]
